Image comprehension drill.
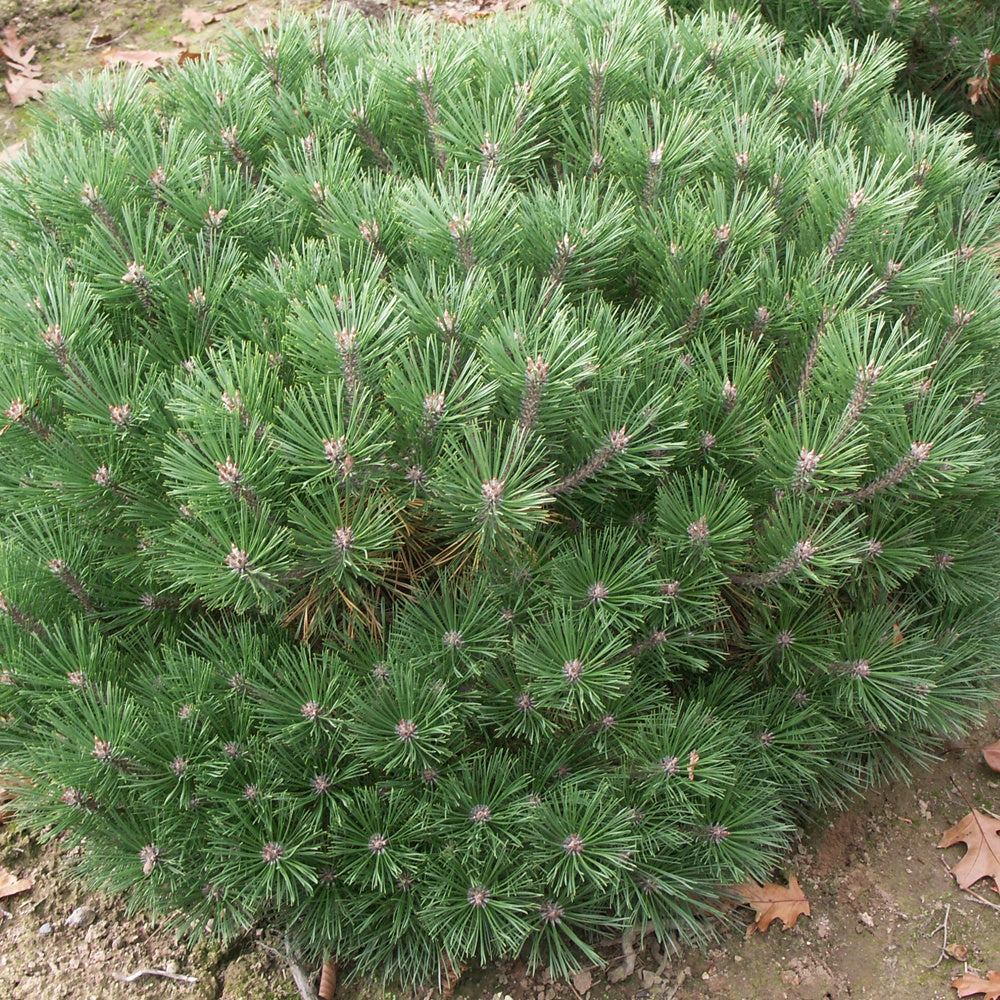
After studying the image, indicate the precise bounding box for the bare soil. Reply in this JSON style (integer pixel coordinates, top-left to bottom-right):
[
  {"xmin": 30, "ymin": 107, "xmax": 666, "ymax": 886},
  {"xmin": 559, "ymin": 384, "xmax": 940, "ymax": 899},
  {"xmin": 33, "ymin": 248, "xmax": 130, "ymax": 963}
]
[{"xmin": 3, "ymin": 2, "xmax": 1000, "ymax": 998}]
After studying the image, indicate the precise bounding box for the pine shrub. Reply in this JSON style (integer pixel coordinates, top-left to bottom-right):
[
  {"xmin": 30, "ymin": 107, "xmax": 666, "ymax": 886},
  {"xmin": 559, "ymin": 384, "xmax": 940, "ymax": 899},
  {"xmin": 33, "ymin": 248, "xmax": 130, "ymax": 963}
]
[
  {"xmin": 704, "ymin": 0, "xmax": 1000, "ymax": 157},
  {"xmin": 0, "ymin": 0, "xmax": 998, "ymax": 983}
]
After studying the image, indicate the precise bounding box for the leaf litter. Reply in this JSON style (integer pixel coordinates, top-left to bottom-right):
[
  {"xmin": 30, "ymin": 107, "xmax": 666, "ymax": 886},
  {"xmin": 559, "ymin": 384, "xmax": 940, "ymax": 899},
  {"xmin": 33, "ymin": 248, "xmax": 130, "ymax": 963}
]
[
  {"xmin": 735, "ymin": 875, "xmax": 811, "ymax": 935},
  {"xmin": 1, "ymin": 25, "xmax": 51, "ymax": 107},
  {"xmin": 953, "ymin": 969, "xmax": 1000, "ymax": 1000},
  {"xmin": 939, "ymin": 808, "xmax": 1000, "ymax": 891}
]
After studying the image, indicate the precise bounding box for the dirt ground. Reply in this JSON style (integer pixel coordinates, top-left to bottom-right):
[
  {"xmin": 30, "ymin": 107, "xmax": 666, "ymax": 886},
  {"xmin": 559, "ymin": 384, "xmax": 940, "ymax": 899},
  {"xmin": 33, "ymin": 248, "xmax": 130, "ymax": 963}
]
[{"xmin": 3, "ymin": 1, "xmax": 1000, "ymax": 998}]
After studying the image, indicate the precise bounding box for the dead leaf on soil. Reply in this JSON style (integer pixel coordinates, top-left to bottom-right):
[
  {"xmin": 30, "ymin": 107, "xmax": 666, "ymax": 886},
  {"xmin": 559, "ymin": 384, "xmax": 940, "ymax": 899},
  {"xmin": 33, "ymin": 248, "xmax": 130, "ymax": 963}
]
[
  {"xmin": 99, "ymin": 48, "xmax": 182, "ymax": 69},
  {"xmin": 981, "ymin": 740, "xmax": 1000, "ymax": 772},
  {"xmin": 5, "ymin": 73, "xmax": 50, "ymax": 106},
  {"xmin": 181, "ymin": 8, "xmax": 217, "ymax": 32},
  {"xmin": 735, "ymin": 874, "xmax": 810, "ymax": 935},
  {"xmin": 0, "ymin": 867, "xmax": 33, "ymax": 898},
  {"xmin": 181, "ymin": 1, "xmax": 247, "ymax": 32},
  {"xmin": 939, "ymin": 810, "xmax": 1000, "ymax": 890},
  {"xmin": 953, "ymin": 970, "xmax": 1000, "ymax": 1000},
  {"xmin": 1, "ymin": 24, "xmax": 51, "ymax": 106},
  {"xmin": 1, "ymin": 25, "xmax": 39, "ymax": 71}
]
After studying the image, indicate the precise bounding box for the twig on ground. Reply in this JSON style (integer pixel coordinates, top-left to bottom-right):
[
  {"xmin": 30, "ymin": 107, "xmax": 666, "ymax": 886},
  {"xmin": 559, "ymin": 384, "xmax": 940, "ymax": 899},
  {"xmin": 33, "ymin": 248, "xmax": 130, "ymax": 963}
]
[
  {"xmin": 938, "ymin": 854, "xmax": 1000, "ymax": 912},
  {"xmin": 257, "ymin": 937, "xmax": 317, "ymax": 1000},
  {"xmin": 926, "ymin": 902, "xmax": 950, "ymax": 968},
  {"xmin": 940, "ymin": 855, "xmax": 958, "ymax": 884},
  {"xmin": 85, "ymin": 27, "xmax": 130, "ymax": 49},
  {"xmin": 110, "ymin": 968, "xmax": 197, "ymax": 984},
  {"xmin": 962, "ymin": 887, "xmax": 1000, "ymax": 912}
]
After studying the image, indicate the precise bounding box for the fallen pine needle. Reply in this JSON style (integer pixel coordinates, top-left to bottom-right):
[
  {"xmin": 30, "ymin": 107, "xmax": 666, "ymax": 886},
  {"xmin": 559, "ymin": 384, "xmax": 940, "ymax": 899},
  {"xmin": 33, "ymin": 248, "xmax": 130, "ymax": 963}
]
[{"xmin": 110, "ymin": 968, "xmax": 197, "ymax": 983}]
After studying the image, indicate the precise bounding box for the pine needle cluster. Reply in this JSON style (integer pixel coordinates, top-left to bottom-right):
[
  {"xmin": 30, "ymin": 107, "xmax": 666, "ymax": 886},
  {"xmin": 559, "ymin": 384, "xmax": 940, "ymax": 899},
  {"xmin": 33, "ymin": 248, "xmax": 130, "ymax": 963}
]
[
  {"xmin": 0, "ymin": 0, "xmax": 998, "ymax": 983},
  {"xmin": 682, "ymin": 0, "xmax": 1000, "ymax": 158}
]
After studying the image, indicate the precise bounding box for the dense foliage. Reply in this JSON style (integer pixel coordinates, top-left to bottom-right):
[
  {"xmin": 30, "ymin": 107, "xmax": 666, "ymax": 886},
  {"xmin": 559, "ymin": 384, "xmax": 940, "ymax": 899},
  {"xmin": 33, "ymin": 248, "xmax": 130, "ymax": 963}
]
[
  {"xmin": 716, "ymin": 0, "xmax": 1000, "ymax": 157},
  {"xmin": 0, "ymin": 0, "xmax": 998, "ymax": 983}
]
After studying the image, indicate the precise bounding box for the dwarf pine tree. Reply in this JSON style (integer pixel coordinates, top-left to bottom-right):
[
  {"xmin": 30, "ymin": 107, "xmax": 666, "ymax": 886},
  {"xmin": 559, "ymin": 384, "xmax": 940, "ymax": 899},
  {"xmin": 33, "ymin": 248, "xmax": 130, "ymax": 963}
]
[{"xmin": 0, "ymin": 0, "xmax": 998, "ymax": 984}]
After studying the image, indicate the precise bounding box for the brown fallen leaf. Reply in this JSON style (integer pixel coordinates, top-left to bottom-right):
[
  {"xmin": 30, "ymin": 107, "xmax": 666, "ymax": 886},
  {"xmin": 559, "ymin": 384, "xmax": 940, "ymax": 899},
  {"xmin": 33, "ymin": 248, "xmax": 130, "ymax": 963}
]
[
  {"xmin": 99, "ymin": 48, "xmax": 177, "ymax": 69},
  {"xmin": 968, "ymin": 76, "xmax": 992, "ymax": 106},
  {"xmin": 982, "ymin": 740, "xmax": 1000, "ymax": 772},
  {"xmin": 2, "ymin": 24, "xmax": 50, "ymax": 106},
  {"xmin": 735, "ymin": 875, "xmax": 810, "ymax": 935},
  {"xmin": 0, "ymin": 867, "xmax": 33, "ymax": 898},
  {"xmin": 953, "ymin": 970, "xmax": 1000, "ymax": 1000},
  {"xmin": 5, "ymin": 73, "xmax": 49, "ymax": 106},
  {"xmin": 1, "ymin": 25, "xmax": 39, "ymax": 72},
  {"xmin": 182, "ymin": 0, "xmax": 246, "ymax": 30},
  {"xmin": 181, "ymin": 8, "xmax": 216, "ymax": 32},
  {"xmin": 939, "ymin": 809, "xmax": 1000, "ymax": 890}
]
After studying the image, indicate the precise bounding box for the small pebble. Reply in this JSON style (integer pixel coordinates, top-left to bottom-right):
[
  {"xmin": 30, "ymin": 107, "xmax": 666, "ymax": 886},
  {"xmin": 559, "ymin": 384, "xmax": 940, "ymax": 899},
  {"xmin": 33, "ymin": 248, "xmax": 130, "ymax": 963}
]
[
  {"xmin": 37, "ymin": 923, "xmax": 52, "ymax": 935},
  {"xmin": 639, "ymin": 970, "xmax": 661, "ymax": 989},
  {"xmin": 65, "ymin": 906, "xmax": 96, "ymax": 929},
  {"xmin": 166, "ymin": 960, "xmax": 180, "ymax": 975}
]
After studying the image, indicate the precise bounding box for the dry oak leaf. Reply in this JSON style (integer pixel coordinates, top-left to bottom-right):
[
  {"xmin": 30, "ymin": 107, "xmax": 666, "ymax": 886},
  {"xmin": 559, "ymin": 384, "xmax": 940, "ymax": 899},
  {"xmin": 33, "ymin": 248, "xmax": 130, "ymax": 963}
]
[
  {"xmin": 182, "ymin": 0, "xmax": 246, "ymax": 30},
  {"xmin": 736, "ymin": 875, "xmax": 810, "ymax": 935},
  {"xmin": 938, "ymin": 809, "xmax": 1000, "ymax": 890},
  {"xmin": 982, "ymin": 740, "xmax": 1000, "ymax": 772},
  {"xmin": 1, "ymin": 25, "xmax": 40, "ymax": 72},
  {"xmin": 99, "ymin": 48, "xmax": 177, "ymax": 69},
  {"xmin": 0, "ymin": 867, "xmax": 33, "ymax": 899},
  {"xmin": 181, "ymin": 8, "xmax": 217, "ymax": 32},
  {"xmin": 4, "ymin": 72, "xmax": 49, "ymax": 107},
  {"xmin": 2, "ymin": 24, "xmax": 51, "ymax": 106},
  {"xmin": 953, "ymin": 970, "xmax": 1000, "ymax": 1000}
]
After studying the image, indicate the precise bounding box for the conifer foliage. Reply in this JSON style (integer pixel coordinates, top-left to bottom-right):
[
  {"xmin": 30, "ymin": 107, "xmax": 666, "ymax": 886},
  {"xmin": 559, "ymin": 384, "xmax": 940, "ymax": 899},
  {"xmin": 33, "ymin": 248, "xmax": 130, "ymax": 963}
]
[
  {"xmin": 685, "ymin": 0, "xmax": 1000, "ymax": 157},
  {"xmin": 0, "ymin": 0, "xmax": 998, "ymax": 983}
]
